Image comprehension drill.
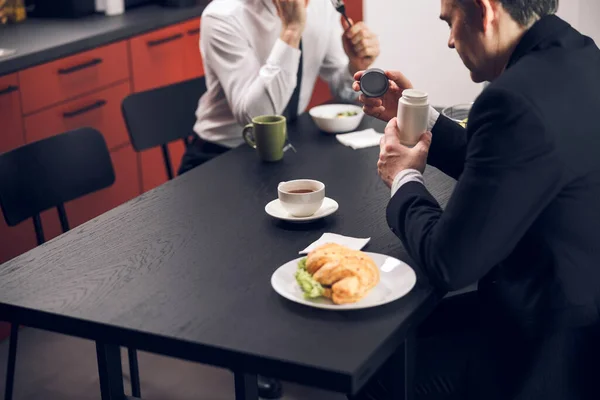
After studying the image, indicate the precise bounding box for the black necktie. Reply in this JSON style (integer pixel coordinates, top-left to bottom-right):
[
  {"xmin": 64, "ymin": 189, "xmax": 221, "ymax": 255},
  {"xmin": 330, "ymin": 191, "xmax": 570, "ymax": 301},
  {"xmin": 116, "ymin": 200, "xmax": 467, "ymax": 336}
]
[{"xmin": 284, "ymin": 40, "xmax": 303, "ymax": 122}]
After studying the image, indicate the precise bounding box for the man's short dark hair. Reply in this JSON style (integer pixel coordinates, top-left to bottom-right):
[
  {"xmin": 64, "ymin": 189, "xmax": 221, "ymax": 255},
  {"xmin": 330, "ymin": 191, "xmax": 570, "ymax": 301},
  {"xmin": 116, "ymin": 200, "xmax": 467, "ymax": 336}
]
[
  {"xmin": 495, "ymin": 0, "xmax": 559, "ymax": 25},
  {"xmin": 460, "ymin": 0, "xmax": 559, "ymax": 26}
]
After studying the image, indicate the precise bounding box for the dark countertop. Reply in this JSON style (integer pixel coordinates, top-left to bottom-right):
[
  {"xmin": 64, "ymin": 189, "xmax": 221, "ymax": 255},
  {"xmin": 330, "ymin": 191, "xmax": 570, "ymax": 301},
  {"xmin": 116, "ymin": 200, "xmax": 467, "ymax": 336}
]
[{"xmin": 0, "ymin": 3, "xmax": 208, "ymax": 77}]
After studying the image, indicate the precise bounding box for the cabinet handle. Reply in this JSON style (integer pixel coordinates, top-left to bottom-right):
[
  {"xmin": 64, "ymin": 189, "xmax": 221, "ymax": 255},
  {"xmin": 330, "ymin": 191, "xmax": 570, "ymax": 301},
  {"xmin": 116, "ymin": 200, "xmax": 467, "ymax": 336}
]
[
  {"xmin": 187, "ymin": 28, "xmax": 200, "ymax": 35},
  {"xmin": 147, "ymin": 33, "xmax": 184, "ymax": 47},
  {"xmin": 62, "ymin": 100, "xmax": 107, "ymax": 119},
  {"xmin": 0, "ymin": 85, "xmax": 18, "ymax": 96},
  {"xmin": 58, "ymin": 58, "xmax": 103, "ymax": 75}
]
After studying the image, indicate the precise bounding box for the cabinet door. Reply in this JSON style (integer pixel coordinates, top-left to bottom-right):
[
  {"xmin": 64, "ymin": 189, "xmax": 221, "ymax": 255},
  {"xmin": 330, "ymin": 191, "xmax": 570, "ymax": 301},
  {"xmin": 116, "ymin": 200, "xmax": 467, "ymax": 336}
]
[
  {"xmin": 0, "ymin": 74, "xmax": 25, "ymax": 153},
  {"xmin": 65, "ymin": 145, "xmax": 141, "ymax": 229},
  {"xmin": 0, "ymin": 218, "xmax": 37, "ymax": 265},
  {"xmin": 307, "ymin": 0, "xmax": 363, "ymax": 108},
  {"xmin": 138, "ymin": 139, "xmax": 186, "ymax": 193},
  {"xmin": 130, "ymin": 25, "xmax": 187, "ymax": 92},
  {"xmin": 24, "ymin": 81, "xmax": 131, "ymax": 150},
  {"xmin": 181, "ymin": 18, "xmax": 204, "ymax": 80},
  {"xmin": 19, "ymin": 41, "xmax": 129, "ymax": 115},
  {"xmin": 308, "ymin": 77, "xmax": 333, "ymax": 109},
  {"xmin": 345, "ymin": 0, "xmax": 363, "ymax": 21}
]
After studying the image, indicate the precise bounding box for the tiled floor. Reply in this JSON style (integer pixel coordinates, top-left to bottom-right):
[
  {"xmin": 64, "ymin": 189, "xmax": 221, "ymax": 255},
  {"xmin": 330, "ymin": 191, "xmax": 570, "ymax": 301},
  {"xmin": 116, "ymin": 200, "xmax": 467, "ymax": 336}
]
[{"xmin": 0, "ymin": 328, "xmax": 345, "ymax": 400}]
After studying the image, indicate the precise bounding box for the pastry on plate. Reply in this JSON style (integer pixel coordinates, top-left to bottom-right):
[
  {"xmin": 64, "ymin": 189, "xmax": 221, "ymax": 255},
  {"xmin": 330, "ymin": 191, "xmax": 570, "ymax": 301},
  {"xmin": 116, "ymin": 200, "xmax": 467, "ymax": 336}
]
[{"xmin": 295, "ymin": 243, "xmax": 380, "ymax": 304}]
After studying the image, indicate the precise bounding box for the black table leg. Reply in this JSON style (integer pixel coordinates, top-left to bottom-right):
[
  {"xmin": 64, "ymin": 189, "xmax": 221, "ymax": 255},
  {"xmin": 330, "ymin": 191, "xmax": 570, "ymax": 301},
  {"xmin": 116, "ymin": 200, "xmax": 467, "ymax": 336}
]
[
  {"xmin": 96, "ymin": 342, "xmax": 125, "ymax": 400},
  {"xmin": 404, "ymin": 330, "xmax": 416, "ymax": 400},
  {"xmin": 390, "ymin": 330, "xmax": 417, "ymax": 400},
  {"xmin": 4, "ymin": 323, "xmax": 19, "ymax": 400},
  {"xmin": 234, "ymin": 372, "xmax": 258, "ymax": 400},
  {"xmin": 127, "ymin": 348, "xmax": 141, "ymax": 398}
]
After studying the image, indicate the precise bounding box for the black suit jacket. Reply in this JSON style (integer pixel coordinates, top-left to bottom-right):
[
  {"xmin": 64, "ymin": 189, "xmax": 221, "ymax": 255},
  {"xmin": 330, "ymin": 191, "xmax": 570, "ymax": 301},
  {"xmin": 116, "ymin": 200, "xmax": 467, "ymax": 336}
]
[{"xmin": 387, "ymin": 16, "xmax": 600, "ymax": 399}]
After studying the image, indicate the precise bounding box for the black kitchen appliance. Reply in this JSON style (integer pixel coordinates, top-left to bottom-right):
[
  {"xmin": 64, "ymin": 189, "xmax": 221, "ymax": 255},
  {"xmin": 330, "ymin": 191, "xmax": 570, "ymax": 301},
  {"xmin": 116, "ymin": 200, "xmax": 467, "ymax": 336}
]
[{"xmin": 25, "ymin": 0, "xmax": 155, "ymax": 18}]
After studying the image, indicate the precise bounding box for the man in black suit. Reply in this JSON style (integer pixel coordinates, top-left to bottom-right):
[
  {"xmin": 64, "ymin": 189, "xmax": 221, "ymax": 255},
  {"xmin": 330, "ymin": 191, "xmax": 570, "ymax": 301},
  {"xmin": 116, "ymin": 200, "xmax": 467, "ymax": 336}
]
[{"xmin": 352, "ymin": 0, "xmax": 600, "ymax": 399}]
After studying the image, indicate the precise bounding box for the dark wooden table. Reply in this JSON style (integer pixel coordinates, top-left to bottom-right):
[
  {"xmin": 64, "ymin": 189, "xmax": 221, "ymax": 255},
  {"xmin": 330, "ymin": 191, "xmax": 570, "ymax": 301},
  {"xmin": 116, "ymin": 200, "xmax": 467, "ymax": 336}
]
[{"xmin": 0, "ymin": 114, "xmax": 456, "ymax": 399}]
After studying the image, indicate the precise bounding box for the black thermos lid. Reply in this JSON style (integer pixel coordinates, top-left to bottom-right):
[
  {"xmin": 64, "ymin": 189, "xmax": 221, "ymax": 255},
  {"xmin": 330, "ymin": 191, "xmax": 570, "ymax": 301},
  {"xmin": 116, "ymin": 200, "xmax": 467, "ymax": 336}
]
[{"xmin": 359, "ymin": 68, "xmax": 389, "ymax": 98}]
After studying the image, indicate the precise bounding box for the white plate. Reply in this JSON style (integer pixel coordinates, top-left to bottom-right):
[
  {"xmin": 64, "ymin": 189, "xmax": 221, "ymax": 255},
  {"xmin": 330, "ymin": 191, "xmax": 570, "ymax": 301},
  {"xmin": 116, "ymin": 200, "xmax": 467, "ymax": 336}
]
[
  {"xmin": 271, "ymin": 252, "xmax": 417, "ymax": 310},
  {"xmin": 265, "ymin": 197, "xmax": 339, "ymax": 222}
]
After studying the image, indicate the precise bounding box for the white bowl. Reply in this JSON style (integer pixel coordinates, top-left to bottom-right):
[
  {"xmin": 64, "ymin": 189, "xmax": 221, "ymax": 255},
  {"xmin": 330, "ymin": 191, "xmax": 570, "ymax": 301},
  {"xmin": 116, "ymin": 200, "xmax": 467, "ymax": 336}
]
[{"xmin": 308, "ymin": 104, "xmax": 364, "ymax": 134}]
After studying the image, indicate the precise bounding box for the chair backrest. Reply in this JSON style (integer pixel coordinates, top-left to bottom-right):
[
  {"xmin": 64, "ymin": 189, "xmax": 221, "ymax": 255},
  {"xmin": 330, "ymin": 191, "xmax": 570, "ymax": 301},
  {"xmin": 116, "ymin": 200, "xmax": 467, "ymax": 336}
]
[
  {"xmin": 121, "ymin": 76, "xmax": 207, "ymax": 151},
  {"xmin": 0, "ymin": 128, "xmax": 115, "ymax": 227}
]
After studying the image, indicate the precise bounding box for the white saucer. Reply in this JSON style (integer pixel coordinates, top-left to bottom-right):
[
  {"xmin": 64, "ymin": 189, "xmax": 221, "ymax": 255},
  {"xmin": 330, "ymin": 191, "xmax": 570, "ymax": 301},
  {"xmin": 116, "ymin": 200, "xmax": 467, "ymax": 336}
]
[{"xmin": 265, "ymin": 197, "xmax": 339, "ymax": 222}]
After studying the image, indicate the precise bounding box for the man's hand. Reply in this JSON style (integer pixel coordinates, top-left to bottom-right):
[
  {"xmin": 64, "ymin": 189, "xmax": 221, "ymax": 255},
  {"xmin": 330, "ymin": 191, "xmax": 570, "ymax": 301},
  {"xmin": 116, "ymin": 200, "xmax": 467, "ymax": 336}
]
[
  {"xmin": 274, "ymin": 0, "xmax": 307, "ymax": 48},
  {"xmin": 352, "ymin": 70, "xmax": 414, "ymax": 122},
  {"xmin": 342, "ymin": 18, "xmax": 379, "ymax": 74},
  {"xmin": 378, "ymin": 118, "xmax": 432, "ymax": 188}
]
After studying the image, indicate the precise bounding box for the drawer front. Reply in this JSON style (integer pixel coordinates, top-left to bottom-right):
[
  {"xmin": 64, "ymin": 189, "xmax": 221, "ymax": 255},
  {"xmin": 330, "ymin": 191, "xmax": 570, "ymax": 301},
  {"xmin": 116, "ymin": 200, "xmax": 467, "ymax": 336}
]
[
  {"xmin": 139, "ymin": 139, "xmax": 186, "ymax": 193},
  {"xmin": 308, "ymin": 77, "xmax": 333, "ymax": 109},
  {"xmin": 65, "ymin": 144, "xmax": 141, "ymax": 228},
  {"xmin": 19, "ymin": 41, "xmax": 129, "ymax": 114},
  {"xmin": 181, "ymin": 18, "xmax": 204, "ymax": 80},
  {"xmin": 24, "ymin": 81, "xmax": 131, "ymax": 150},
  {"xmin": 0, "ymin": 217, "xmax": 37, "ymax": 265},
  {"xmin": 0, "ymin": 74, "xmax": 25, "ymax": 153},
  {"xmin": 130, "ymin": 24, "xmax": 186, "ymax": 92}
]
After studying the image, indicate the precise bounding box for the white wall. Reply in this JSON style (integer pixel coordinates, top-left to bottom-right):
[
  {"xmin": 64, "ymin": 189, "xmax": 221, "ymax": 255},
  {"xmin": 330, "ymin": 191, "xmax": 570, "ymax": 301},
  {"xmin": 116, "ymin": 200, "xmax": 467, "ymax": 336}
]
[{"xmin": 365, "ymin": 0, "xmax": 600, "ymax": 108}]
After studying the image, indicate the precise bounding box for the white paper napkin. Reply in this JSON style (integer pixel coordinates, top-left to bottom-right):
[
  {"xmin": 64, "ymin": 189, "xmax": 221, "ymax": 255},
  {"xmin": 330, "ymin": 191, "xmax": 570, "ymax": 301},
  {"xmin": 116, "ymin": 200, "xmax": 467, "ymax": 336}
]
[
  {"xmin": 336, "ymin": 128, "xmax": 383, "ymax": 150},
  {"xmin": 299, "ymin": 233, "xmax": 371, "ymax": 254}
]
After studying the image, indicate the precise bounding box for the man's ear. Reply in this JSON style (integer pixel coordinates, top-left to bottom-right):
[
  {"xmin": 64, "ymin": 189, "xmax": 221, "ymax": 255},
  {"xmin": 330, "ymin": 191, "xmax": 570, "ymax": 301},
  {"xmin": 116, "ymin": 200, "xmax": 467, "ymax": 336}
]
[{"xmin": 474, "ymin": 0, "xmax": 499, "ymax": 33}]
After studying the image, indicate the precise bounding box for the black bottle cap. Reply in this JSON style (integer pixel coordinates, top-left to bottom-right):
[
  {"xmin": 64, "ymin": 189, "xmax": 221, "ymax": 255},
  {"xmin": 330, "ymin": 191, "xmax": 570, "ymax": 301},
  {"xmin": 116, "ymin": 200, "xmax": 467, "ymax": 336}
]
[{"xmin": 359, "ymin": 68, "xmax": 389, "ymax": 98}]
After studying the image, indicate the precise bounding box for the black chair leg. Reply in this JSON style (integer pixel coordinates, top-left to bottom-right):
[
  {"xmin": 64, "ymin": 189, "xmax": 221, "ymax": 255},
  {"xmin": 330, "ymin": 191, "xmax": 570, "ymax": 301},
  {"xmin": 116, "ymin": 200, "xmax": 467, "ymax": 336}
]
[
  {"xmin": 4, "ymin": 324, "xmax": 19, "ymax": 400},
  {"xmin": 128, "ymin": 348, "xmax": 141, "ymax": 398}
]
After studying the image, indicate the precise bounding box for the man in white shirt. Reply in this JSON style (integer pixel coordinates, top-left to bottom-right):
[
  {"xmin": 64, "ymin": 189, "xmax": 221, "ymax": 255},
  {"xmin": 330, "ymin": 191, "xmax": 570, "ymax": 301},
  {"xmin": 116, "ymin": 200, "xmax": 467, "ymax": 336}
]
[{"xmin": 178, "ymin": 0, "xmax": 380, "ymax": 175}]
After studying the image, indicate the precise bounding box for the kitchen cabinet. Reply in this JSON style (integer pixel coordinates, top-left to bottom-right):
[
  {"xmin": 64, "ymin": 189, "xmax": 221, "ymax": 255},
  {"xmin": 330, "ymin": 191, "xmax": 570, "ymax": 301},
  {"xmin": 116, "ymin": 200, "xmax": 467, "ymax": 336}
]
[
  {"xmin": 130, "ymin": 18, "xmax": 204, "ymax": 92},
  {"xmin": 0, "ymin": 74, "xmax": 25, "ymax": 154},
  {"xmin": 19, "ymin": 42, "xmax": 129, "ymax": 115},
  {"xmin": 24, "ymin": 81, "xmax": 131, "ymax": 150},
  {"xmin": 181, "ymin": 18, "xmax": 204, "ymax": 81},
  {"xmin": 308, "ymin": 0, "xmax": 364, "ymax": 107},
  {"xmin": 65, "ymin": 145, "xmax": 141, "ymax": 228},
  {"xmin": 130, "ymin": 24, "xmax": 188, "ymax": 92},
  {"xmin": 139, "ymin": 140, "xmax": 186, "ymax": 193}
]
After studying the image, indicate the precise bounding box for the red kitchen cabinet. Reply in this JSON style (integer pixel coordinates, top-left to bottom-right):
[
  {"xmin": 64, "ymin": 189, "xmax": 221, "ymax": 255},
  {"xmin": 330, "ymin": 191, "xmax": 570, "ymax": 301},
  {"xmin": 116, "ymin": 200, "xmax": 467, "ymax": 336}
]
[
  {"xmin": 308, "ymin": 77, "xmax": 333, "ymax": 109},
  {"xmin": 19, "ymin": 41, "xmax": 129, "ymax": 115},
  {"xmin": 181, "ymin": 18, "xmax": 204, "ymax": 80},
  {"xmin": 345, "ymin": 0, "xmax": 363, "ymax": 21},
  {"xmin": 0, "ymin": 218, "xmax": 37, "ymax": 265},
  {"xmin": 0, "ymin": 74, "xmax": 25, "ymax": 154},
  {"xmin": 308, "ymin": 0, "xmax": 364, "ymax": 108},
  {"xmin": 65, "ymin": 144, "xmax": 141, "ymax": 229},
  {"xmin": 138, "ymin": 140, "xmax": 186, "ymax": 193},
  {"xmin": 130, "ymin": 25, "xmax": 187, "ymax": 92},
  {"xmin": 23, "ymin": 81, "xmax": 131, "ymax": 150}
]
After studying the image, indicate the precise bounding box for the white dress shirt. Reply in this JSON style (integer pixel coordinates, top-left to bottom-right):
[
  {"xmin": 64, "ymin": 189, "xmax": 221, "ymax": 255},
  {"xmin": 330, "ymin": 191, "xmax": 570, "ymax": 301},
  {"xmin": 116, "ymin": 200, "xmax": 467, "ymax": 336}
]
[
  {"xmin": 390, "ymin": 107, "xmax": 441, "ymax": 197},
  {"xmin": 194, "ymin": 0, "xmax": 358, "ymax": 148}
]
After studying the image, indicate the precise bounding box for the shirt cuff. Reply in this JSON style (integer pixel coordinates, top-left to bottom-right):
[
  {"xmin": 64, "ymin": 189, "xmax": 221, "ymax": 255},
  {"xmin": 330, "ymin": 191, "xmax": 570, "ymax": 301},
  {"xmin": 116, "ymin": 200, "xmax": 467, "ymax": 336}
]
[
  {"xmin": 267, "ymin": 38, "xmax": 302, "ymax": 77},
  {"xmin": 391, "ymin": 169, "xmax": 425, "ymax": 197},
  {"xmin": 427, "ymin": 106, "xmax": 440, "ymax": 132}
]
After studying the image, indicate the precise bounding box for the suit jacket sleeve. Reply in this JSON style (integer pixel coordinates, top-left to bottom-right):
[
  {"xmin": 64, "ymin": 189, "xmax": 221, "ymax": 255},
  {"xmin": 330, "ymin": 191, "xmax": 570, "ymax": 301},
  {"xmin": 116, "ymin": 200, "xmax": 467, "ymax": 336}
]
[
  {"xmin": 428, "ymin": 115, "xmax": 468, "ymax": 180},
  {"xmin": 387, "ymin": 88, "xmax": 563, "ymax": 291}
]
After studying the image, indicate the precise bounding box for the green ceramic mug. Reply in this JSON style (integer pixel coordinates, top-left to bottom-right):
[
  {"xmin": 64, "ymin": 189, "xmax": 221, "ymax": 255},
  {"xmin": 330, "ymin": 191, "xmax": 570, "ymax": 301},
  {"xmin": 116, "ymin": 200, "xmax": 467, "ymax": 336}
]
[{"xmin": 242, "ymin": 115, "xmax": 287, "ymax": 162}]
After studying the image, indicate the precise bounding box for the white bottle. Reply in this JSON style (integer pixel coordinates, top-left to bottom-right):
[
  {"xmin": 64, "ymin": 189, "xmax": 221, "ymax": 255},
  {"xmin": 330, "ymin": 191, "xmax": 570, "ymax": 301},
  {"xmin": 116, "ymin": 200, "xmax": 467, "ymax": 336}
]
[
  {"xmin": 397, "ymin": 89, "xmax": 430, "ymax": 147},
  {"xmin": 105, "ymin": 0, "xmax": 124, "ymax": 16}
]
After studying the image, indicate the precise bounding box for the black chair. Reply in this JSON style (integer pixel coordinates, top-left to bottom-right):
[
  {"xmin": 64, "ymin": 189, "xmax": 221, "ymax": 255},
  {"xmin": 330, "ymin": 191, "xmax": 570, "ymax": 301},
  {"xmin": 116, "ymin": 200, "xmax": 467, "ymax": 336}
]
[
  {"xmin": 0, "ymin": 128, "xmax": 141, "ymax": 399},
  {"xmin": 121, "ymin": 76, "xmax": 207, "ymax": 180}
]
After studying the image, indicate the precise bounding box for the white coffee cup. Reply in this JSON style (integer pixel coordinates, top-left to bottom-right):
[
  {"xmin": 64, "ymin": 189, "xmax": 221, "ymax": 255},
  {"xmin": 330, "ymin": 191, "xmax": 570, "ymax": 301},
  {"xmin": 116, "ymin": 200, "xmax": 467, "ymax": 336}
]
[{"xmin": 278, "ymin": 179, "xmax": 325, "ymax": 217}]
